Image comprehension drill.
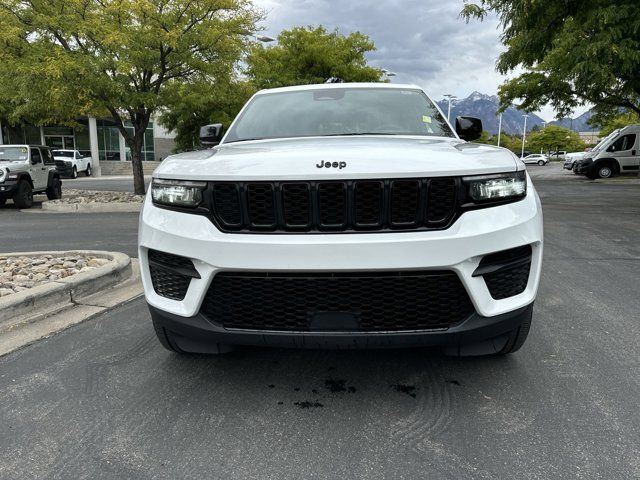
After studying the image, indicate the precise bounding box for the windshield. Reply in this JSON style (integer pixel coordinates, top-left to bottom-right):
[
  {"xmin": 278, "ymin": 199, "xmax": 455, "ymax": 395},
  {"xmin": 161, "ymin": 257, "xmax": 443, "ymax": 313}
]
[
  {"xmin": 224, "ymin": 87, "xmax": 454, "ymax": 143},
  {"xmin": 0, "ymin": 146, "xmax": 29, "ymax": 162},
  {"xmin": 592, "ymin": 131, "xmax": 618, "ymax": 152},
  {"xmin": 52, "ymin": 150, "xmax": 74, "ymax": 158}
]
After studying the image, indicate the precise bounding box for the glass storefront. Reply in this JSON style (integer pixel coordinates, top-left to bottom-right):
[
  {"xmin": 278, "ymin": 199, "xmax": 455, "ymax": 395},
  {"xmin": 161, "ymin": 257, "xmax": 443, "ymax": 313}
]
[{"xmin": 1, "ymin": 118, "xmax": 157, "ymax": 161}]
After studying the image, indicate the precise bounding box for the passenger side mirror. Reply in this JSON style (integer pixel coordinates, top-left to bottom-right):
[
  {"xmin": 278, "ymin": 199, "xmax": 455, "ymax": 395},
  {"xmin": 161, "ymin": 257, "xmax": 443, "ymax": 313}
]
[
  {"xmin": 199, "ymin": 124, "xmax": 224, "ymax": 147},
  {"xmin": 455, "ymin": 116, "xmax": 483, "ymax": 141}
]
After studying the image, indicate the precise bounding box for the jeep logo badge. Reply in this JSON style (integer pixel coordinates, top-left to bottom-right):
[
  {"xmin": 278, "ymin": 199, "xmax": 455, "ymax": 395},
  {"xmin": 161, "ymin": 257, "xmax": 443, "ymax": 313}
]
[{"xmin": 316, "ymin": 160, "xmax": 347, "ymax": 169}]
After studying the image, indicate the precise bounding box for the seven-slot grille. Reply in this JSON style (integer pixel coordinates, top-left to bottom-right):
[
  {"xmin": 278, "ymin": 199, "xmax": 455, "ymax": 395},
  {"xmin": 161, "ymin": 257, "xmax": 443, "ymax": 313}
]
[{"xmin": 210, "ymin": 178, "xmax": 458, "ymax": 233}]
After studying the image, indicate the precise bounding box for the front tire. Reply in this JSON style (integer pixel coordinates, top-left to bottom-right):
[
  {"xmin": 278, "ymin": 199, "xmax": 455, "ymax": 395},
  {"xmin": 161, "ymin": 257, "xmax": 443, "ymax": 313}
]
[
  {"xmin": 85, "ymin": 164, "xmax": 92, "ymax": 177},
  {"xmin": 72, "ymin": 166, "xmax": 78, "ymax": 179},
  {"xmin": 594, "ymin": 163, "xmax": 614, "ymax": 179},
  {"xmin": 46, "ymin": 177, "xmax": 62, "ymax": 200},
  {"xmin": 497, "ymin": 306, "xmax": 533, "ymax": 355},
  {"xmin": 13, "ymin": 180, "xmax": 33, "ymax": 209},
  {"xmin": 0, "ymin": 198, "xmax": 6, "ymax": 207},
  {"xmin": 537, "ymin": 160, "xmax": 545, "ymax": 166}
]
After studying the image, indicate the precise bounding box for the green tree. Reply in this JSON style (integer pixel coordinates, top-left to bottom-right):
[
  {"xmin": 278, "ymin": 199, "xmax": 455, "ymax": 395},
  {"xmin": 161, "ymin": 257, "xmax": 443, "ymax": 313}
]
[
  {"xmin": 245, "ymin": 26, "xmax": 384, "ymax": 89},
  {"xmin": 160, "ymin": 80, "xmax": 256, "ymax": 152},
  {"xmin": 525, "ymin": 125, "xmax": 585, "ymax": 154},
  {"xmin": 0, "ymin": 0, "xmax": 258, "ymax": 194},
  {"xmin": 598, "ymin": 111, "xmax": 640, "ymax": 137},
  {"xmin": 461, "ymin": 1, "xmax": 640, "ymax": 120},
  {"xmin": 473, "ymin": 130, "xmax": 496, "ymax": 145}
]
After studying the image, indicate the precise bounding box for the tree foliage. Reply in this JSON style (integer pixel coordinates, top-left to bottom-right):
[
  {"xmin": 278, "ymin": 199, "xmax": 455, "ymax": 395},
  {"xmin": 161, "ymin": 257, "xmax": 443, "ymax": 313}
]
[
  {"xmin": 245, "ymin": 26, "xmax": 384, "ymax": 89},
  {"xmin": 525, "ymin": 125, "xmax": 585, "ymax": 154},
  {"xmin": 0, "ymin": 0, "xmax": 259, "ymax": 193},
  {"xmin": 461, "ymin": 1, "xmax": 640, "ymax": 120},
  {"xmin": 160, "ymin": 80, "xmax": 256, "ymax": 152},
  {"xmin": 598, "ymin": 111, "xmax": 640, "ymax": 137}
]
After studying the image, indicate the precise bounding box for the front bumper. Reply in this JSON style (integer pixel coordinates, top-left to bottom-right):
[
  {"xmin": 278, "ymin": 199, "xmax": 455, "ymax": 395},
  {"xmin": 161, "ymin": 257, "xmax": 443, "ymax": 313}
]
[
  {"xmin": 139, "ymin": 176, "xmax": 543, "ymax": 347},
  {"xmin": 149, "ymin": 302, "xmax": 534, "ymax": 354},
  {"xmin": 0, "ymin": 180, "xmax": 19, "ymax": 198}
]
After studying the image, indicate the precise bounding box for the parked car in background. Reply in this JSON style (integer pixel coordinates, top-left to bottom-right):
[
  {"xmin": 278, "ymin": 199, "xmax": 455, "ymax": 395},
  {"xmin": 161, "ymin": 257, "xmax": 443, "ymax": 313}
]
[
  {"xmin": 52, "ymin": 149, "xmax": 92, "ymax": 178},
  {"xmin": 0, "ymin": 145, "xmax": 62, "ymax": 208},
  {"xmin": 522, "ymin": 153, "xmax": 549, "ymax": 166},
  {"xmin": 575, "ymin": 125, "xmax": 640, "ymax": 179},
  {"xmin": 549, "ymin": 151, "xmax": 567, "ymax": 161},
  {"xmin": 563, "ymin": 152, "xmax": 586, "ymax": 171}
]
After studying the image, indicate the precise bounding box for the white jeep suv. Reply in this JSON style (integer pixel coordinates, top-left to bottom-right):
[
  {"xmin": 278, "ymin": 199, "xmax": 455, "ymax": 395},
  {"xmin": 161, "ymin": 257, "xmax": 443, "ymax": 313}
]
[
  {"xmin": 0, "ymin": 145, "xmax": 62, "ymax": 208},
  {"xmin": 139, "ymin": 83, "xmax": 543, "ymax": 356}
]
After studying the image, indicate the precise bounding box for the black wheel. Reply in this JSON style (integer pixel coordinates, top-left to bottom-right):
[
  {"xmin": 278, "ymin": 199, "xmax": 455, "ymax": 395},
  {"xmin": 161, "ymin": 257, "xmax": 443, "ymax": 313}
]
[
  {"xmin": 12, "ymin": 180, "xmax": 33, "ymax": 209},
  {"xmin": 72, "ymin": 166, "xmax": 78, "ymax": 179},
  {"xmin": 0, "ymin": 198, "xmax": 6, "ymax": 207},
  {"xmin": 46, "ymin": 177, "xmax": 62, "ymax": 200},
  {"xmin": 595, "ymin": 163, "xmax": 614, "ymax": 179},
  {"xmin": 85, "ymin": 164, "xmax": 92, "ymax": 177},
  {"xmin": 537, "ymin": 160, "xmax": 545, "ymax": 166},
  {"xmin": 497, "ymin": 305, "xmax": 533, "ymax": 355}
]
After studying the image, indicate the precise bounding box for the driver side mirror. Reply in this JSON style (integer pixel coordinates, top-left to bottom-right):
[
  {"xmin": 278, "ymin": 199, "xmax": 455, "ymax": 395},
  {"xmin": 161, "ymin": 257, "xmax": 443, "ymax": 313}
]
[
  {"xmin": 199, "ymin": 124, "xmax": 224, "ymax": 147},
  {"xmin": 455, "ymin": 116, "xmax": 483, "ymax": 141}
]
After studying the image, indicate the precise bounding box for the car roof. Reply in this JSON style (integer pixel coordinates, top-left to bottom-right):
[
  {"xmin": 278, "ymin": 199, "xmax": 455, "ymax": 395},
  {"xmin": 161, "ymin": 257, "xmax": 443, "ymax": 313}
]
[{"xmin": 255, "ymin": 82, "xmax": 424, "ymax": 95}]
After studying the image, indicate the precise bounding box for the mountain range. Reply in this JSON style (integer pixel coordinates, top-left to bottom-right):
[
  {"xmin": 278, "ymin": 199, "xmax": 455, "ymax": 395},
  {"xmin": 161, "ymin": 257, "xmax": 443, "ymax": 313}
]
[{"xmin": 436, "ymin": 92, "xmax": 594, "ymax": 135}]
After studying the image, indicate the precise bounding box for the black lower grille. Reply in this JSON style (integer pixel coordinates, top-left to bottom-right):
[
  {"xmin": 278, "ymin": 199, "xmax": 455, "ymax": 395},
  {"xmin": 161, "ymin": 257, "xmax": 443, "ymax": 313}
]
[
  {"xmin": 476, "ymin": 246, "xmax": 532, "ymax": 300},
  {"xmin": 148, "ymin": 249, "xmax": 199, "ymax": 301},
  {"xmin": 149, "ymin": 266, "xmax": 191, "ymax": 301},
  {"xmin": 209, "ymin": 178, "xmax": 458, "ymax": 233},
  {"xmin": 200, "ymin": 271, "xmax": 475, "ymax": 332}
]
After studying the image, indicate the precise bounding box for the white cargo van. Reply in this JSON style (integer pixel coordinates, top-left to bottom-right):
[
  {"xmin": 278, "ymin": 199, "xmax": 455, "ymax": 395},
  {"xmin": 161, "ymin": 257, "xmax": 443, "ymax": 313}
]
[{"xmin": 575, "ymin": 125, "xmax": 640, "ymax": 178}]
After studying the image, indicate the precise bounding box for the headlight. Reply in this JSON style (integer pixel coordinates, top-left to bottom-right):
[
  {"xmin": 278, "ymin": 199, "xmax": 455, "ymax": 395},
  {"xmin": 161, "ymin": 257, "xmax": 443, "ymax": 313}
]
[
  {"xmin": 463, "ymin": 171, "xmax": 527, "ymax": 203},
  {"xmin": 151, "ymin": 179, "xmax": 206, "ymax": 208}
]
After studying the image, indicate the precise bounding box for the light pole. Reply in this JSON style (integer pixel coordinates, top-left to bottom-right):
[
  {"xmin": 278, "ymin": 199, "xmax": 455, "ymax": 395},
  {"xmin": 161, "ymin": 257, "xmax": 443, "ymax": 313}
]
[
  {"xmin": 443, "ymin": 94, "xmax": 457, "ymax": 121},
  {"xmin": 497, "ymin": 112, "xmax": 503, "ymax": 147},
  {"xmin": 521, "ymin": 114, "xmax": 529, "ymax": 158}
]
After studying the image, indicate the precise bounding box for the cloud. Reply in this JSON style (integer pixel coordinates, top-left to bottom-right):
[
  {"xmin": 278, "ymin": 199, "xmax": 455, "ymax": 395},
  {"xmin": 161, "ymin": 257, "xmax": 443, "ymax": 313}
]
[
  {"xmin": 254, "ymin": 0, "xmax": 590, "ymax": 121},
  {"xmin": 255, "ymin": 0, "xmax": 505, "ymax": 97}
]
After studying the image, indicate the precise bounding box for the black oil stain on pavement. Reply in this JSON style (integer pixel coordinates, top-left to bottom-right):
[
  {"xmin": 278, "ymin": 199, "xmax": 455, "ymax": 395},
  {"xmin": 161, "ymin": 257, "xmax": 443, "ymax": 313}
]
[
  {"xmin": 391, "ymin": 384, "xmax": 417, "ymax": 398},
  {"xmin": 294, "ymin": 401, "xmax": 324, "ymax": 409},
  {"xmin": 325, "ymin": 379, "xmax": 357, "ymax": 394}
]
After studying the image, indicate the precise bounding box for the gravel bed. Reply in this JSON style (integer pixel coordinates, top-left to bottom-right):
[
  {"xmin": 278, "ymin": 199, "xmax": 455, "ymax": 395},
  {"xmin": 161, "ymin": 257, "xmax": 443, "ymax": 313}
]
[
  {"xmin": 49, "ymin": 189, "xmax": 144, "ymax": 204},
  {"xmin": 0, "ymin": 254, "xmax": 110, "ymax": 296}
]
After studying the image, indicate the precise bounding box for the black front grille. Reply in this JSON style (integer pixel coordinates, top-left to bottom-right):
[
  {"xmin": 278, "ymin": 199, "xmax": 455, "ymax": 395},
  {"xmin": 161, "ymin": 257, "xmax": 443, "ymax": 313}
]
[
  {"xmin": 477, "ymin": 246, "xmax": 532, "ymax": 300},
  {"xmin": 148, "ymin": 249, "xmax": 199, "ymax": 301},
  {"xmin": 200, "ymin": 271, "xmax": 475, "ymax": 332},
  {"xmin": 209, "ymin": 178, "xmax": 458, "ymax": 233}
]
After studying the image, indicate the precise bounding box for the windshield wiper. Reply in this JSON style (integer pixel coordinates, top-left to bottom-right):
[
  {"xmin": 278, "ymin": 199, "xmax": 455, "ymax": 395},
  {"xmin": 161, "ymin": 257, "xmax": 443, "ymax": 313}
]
[{"xmin": 224, "ymin": 137, "xmax": 267, "ymax": 144}]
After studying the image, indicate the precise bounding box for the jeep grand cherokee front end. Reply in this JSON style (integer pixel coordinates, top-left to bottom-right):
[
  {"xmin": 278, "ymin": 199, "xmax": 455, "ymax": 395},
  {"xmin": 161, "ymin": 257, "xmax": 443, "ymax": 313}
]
[{"xmin": 139, "ymin": 84, "xmax": 543, "ymax": 356}]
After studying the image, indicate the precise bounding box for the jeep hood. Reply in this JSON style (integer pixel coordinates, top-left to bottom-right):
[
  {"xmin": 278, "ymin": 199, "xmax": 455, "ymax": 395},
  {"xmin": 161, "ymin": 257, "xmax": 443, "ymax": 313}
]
[{"xmin": 155, "ymin": 136, "xmax": 520, "ymax": 181}]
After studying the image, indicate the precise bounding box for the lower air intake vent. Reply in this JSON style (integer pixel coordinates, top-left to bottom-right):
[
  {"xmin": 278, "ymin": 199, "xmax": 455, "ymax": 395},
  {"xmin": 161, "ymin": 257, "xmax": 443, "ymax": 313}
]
[
  {"xmin": 200, "ymin": 271, "xmax": 475, "ymax": 332},
  {"xmin": 148, "ymin": 249, "xmax": 199, "ymax": 301},
  {"xmin": 474, "ymin": 245, "xmax": 532, "ymax": 300}
]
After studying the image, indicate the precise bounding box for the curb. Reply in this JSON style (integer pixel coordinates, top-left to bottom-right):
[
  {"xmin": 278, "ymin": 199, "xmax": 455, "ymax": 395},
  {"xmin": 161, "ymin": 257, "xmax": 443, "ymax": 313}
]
[
  {"xmin": 40, "ymin": 202, "xmax": 142, "ymax": 213},
  {"xmin": 0, "ymin": 251, "xmax": 131, "ymax": 329}
]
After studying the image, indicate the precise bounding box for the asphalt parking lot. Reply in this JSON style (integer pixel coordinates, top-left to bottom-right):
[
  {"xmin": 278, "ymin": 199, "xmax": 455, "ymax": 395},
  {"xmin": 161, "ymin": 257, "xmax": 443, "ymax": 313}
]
[{"xmin": 1, "ymin": 163, "xmax": 639, "ymax": 479}]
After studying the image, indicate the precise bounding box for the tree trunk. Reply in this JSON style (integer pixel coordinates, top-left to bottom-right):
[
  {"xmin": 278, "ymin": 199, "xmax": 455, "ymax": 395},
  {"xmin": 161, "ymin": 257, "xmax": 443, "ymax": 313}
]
[{"xmin": 130, "ymin": 141, "xmax": 146, "ymax": 195}]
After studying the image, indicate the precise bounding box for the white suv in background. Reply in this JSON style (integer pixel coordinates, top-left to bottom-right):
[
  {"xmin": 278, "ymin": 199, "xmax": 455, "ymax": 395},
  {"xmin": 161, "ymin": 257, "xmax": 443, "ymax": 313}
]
[
  {"xmin": 522, "ymin": 154, "xmax": 550, "ymax": 166},
  {"xmin": 139, "ymin": 83, "xmax": 543, "ymax": 357},
  {"xmin": 52, "ymin": 149, "xmax": 92, "ymax": 178}
]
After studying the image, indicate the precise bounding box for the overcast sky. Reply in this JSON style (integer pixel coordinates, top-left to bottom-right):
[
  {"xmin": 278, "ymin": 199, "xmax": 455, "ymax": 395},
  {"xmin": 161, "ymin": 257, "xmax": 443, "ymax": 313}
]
[{"xmin": 255, "ymin": 0, "xmax": 585, "ymax": 121}]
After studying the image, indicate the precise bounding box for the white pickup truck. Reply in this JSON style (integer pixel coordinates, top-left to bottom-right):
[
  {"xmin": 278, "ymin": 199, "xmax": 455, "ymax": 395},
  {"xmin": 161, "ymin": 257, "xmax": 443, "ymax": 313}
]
[{"xmin": 52, "ymin": 149, "xmax": 92, "ymax": 178}]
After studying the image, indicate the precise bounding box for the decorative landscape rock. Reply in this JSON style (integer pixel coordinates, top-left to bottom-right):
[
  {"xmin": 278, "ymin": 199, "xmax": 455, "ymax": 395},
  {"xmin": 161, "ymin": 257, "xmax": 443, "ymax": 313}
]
[
  {"xmin": 0, "ymin": 254, "xmax": 110, "ymax": 296},
  {"xmin": 48, "ymin": 189, "xmax": 144, "ymax": 204}
]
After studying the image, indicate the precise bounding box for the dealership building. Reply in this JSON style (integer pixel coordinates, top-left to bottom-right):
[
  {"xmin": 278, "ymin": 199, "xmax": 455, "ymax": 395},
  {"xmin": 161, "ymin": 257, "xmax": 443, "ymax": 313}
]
[{"xmin": 0, "ymin": 116, "xmax": 177, "ymax": 175}]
